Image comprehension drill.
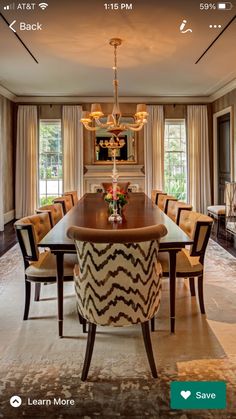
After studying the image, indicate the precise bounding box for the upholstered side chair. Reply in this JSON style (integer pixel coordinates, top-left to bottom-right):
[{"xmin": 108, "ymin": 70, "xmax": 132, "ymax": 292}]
[
  {"xmin": 53, "ymin": 195, "xmax": 73, "ymax": 215},
  {"xmin": 67, "ymin": 224, "xmax": 168, "ymax": 381},
  {"xmin": 167, "ymin": 200, "xmax": 193, "ymax": 225},
  {"xmin": 151, "ymin": 190, "xmax": 165, "ymax": 205},
  {"xmin": 207, "ymin": 205, "xmax": 226, "ymax": 237},
  {"xmin": 157, "ymin": 194, "xmax": 177, "ymax": 213},
  {"xmin": 102, "ymin": 182, "xmax": 130, "ymax": 193},
  {"xmin": 36, "ymin": 203, "xmax": 64, "ymax": 227},
  {"xmin": 158, "ymin": 210, "xmax": 213, "ymax": 321},
  {"xmin": 64, "ymin": 191, "xmax": 79, "ymax": 206},
  {"xmin": 14, "ymin": 213, "xmax": 77, "ymax": 321}
]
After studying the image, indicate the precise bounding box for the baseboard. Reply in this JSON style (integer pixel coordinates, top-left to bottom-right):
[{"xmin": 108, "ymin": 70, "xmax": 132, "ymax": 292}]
[{"xmin": 4, "ymin": 209, "xmax": 15, "ymax": 224}]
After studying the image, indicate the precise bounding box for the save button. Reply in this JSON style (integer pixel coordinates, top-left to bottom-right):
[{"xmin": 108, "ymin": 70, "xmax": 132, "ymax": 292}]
[{"xmin": 170, "ymin": 381, "xmax": 226, "ymax": 409}]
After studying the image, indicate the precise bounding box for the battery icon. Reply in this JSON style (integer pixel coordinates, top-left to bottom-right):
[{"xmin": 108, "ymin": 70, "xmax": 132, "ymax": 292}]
[{"xmin": 217, "ymin": 2, "xmax": 233, "ymax": 9}]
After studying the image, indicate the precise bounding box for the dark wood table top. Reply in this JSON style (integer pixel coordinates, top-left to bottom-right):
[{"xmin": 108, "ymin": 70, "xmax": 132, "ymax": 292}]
[{"xmin": 39, "ymin": 193, "xmax": 193, "ymax": 251}]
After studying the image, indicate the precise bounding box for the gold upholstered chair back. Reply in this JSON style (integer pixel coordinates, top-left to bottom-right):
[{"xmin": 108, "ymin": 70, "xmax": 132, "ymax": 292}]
[
  {"xmin": 151, "ymin": 190, "xmax": 165, "ymax": 205},
  {"xmin": 53, "ymin": 195, "xmax": 73, "ymax": 214},
  {"xmin": 167, "ymin": 201, "xmax": 193, "ymax": 224},
  {"xmin": 64, "ymin": 191, "xmax": 79, "ymax": 206},
  {"xmin": 14, "ymin": 212, "xmax": 51, "ymax": 262},
  {"xmin": 157, "ymin": 194, "xmax": 177, "ymax": 212},
  {"xmin": 36, "ymin": 203, "xmax": 63, "ymax": 227},
  {"xmin": 179, "ymin": 210, "xmax": 213, "ymax": 262}
]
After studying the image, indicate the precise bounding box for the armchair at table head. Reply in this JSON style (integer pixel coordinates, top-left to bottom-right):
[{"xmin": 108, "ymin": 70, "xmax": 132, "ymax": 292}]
[
  {"xmin": 53, "ymin": 195, "xmax": 73, "ymax": 215},
  {"xmin": 102, "ymin": 182, "xmax": 130, "ymax": 193},
  {"xmin": 36, "ymin": 203, "xmax": 63, "ymax": 227},
  {"xmin": 64, "ymin": 190, "xmax": 79, "ymax": 206},
  {"xmin": 67, "ymin": 224, "xmax": 167, "ymax": 380}
]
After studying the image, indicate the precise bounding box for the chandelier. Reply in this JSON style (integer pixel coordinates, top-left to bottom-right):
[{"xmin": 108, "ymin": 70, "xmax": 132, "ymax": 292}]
[{"xmin": 80, "ymin": 38, "xmax": 148, "ymax": 141}]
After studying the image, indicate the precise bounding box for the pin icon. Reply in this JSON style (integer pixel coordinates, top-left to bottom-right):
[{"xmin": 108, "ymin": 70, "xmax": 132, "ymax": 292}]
[{"xmin": 10, "ymin": 395, "xmax": 22, "ymax": 407}]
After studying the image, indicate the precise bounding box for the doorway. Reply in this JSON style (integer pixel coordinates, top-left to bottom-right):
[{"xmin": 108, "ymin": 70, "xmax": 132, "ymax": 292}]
[
  {"xmin": 217, "ymin": 113, "xmax": 230, "ymax": 204},
  {"xmin": 213, "ymin": 107, "xmax": 234, "ymax": 204}
]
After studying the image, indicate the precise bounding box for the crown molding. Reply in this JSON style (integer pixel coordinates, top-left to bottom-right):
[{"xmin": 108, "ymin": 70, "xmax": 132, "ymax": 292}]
[
  {"xmin": 0, "ymin": 85, "xmax": 17, "ymax": 101},
  {"xmin": 14, "ymin": 95, "xmax": 210, "ymax": 104},
  {"xmin": 210, "ymin": 79, "xmax": 236, "ymax": 102},
  {"xmin": 2, "ymin": 78, "xmax": 235, "ymax": 104}
]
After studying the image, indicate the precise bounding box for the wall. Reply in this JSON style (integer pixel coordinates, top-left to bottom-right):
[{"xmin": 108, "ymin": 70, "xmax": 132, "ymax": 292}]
[
  {"xmin": 0, "ymin": 96, "xmax": 14, "ymax": 222},
  {"xmin": 164, "ymin": 104, "xmax": 186, "ymax": 119},
  {"xmin": 14, "ymin": 100, "xmax": 215, "ymax": 197},
  {"xmin": 39, "ymin": 104, "xmax": 62, "ymax": 120},
  {"xmin": 212, "ymin": 88, "xmax": 236, "ymax": 180},
  {"xmin": 212, "ymin": 89, "xmax": 236, "ymax": 150},
  {"xmin": 212, "ymin": 88, "xmax": 236, "ymax": 131}
]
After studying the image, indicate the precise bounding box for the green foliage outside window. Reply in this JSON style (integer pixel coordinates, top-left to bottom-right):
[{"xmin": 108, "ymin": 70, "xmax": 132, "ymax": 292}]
[
  {"xmin": 164, "ymin": 120, "xmax": 187, "ymax": 201},
  {"xmin": 39, "ymin": 196, "xmax": 57, "ymax": 206},
  {"xmin": 39, "ymin": 120, "xmax": 63, "ymax": 204}
]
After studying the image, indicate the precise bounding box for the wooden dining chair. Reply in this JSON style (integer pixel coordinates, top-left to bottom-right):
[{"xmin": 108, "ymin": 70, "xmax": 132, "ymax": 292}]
[
  {"xmin": 157, "ymin": 194, "xmax": 177, "ymax": 213},
  {"xmin": 36, "ymin": 203, "xmax": 64, "ymax": 227},
  {"xmin": 67, "ymin": 224, "xmax": 168, "ymax": 381},
  {"xmin": 167, "ymin": 200, "xmax": 193, "ymax": 225},
  {"xmin": 157, "ymin": 210, "xmax": 213, "ymax": 329},
  {"xmin": 64, "ymin": 191, "xmax": 79, "ymax": 206},
  {"xmin": 53, "ymin": 195, "xmax": 73, "ymax": 215},
  {"xmin": 14, "ymin": 213, "xmax": 77, "ymax": 321}
]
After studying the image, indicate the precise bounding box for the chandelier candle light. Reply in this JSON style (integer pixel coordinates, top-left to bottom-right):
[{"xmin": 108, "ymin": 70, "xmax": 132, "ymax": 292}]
[{"xmin": 81, "ymin": 38, "xmax": 148, "ymax": 221}]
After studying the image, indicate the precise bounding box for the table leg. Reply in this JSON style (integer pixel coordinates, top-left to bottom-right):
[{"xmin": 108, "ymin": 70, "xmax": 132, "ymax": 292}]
[
  {"xmin": 56, "ymin": 252, "xmax": 64, "ymax": 338},
  {"xmin": 168, "ymin": 250, "xmax": 178, "ymax": 334}
]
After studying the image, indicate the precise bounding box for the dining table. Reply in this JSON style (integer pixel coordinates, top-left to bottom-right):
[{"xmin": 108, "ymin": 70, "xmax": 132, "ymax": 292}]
[{"xmin": 39, "ymin": 192, "xmax": 193, "ymax": 337}]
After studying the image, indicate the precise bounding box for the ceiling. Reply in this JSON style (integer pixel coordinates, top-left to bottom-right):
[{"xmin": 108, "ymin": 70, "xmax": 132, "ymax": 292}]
[{"xmin": 0, "ymin": 0, "xmax": 236, "ymax": 98}]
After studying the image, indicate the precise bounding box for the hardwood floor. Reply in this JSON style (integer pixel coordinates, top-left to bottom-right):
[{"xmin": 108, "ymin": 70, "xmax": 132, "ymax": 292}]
[
  {"xmin": 0, "ymin": 221, "xmax": 17, "ymax": 257},
  {"xmin": 0, "ymin": 218, "xmax": 236, "ymax": 258}
]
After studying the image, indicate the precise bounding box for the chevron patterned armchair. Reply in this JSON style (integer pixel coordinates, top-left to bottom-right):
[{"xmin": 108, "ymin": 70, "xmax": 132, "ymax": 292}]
[{"xmin": 67, "ymin": 224, "xmax": 167, "ymax": 381}]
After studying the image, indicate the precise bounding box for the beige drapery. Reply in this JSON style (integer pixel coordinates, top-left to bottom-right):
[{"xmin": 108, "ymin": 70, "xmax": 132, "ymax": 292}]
[
  {"xmin": 144, "ymin": 105, "xmax": 164, "ymax": 197},
  {"xmin": 15, "ymin": 106, "xmax": 38, "ymax": 219},
  {"xmin": 0, "ymin": 96, "xmax": 5, "ymax": 230},
  {"xmin": 62, "ymin": 106, "xmax": 83, "ymax": 198},
  {"xmin": 187, "ymin": 105, "xmax": 211, "ymax": 213}
]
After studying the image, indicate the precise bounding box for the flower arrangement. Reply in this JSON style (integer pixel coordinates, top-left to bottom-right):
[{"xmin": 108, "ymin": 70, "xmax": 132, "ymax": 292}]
[{"xmin": 104, "ymin": 186, "xmax": 128, "ymax": 208}]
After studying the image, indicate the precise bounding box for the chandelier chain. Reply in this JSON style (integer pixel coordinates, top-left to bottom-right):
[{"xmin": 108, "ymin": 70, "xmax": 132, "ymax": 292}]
[{"xmin": 113, "ymin": 44, "xmax": 118, "ymax": 110}]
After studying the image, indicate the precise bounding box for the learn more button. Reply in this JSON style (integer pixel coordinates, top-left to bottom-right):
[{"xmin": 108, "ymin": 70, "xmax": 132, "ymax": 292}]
[{"xmin": 170, "ymin": 381, "xmax": 226, "ymax": 410}]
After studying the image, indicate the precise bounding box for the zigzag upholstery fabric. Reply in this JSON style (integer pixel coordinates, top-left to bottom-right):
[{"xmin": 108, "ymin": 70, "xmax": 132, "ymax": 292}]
[{"xmin": 73, "ymin": 240, "xmax": 162, "ymax": 327}]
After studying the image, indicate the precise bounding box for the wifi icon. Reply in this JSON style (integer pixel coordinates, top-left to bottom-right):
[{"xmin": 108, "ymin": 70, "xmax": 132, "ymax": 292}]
[{"xmin": 39, "ymin": 2, "xmax": 48, "ymax": 10}]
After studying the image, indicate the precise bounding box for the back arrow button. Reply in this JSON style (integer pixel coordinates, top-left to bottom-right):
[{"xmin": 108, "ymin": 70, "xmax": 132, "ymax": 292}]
[{"xmin": 9, "ymin": 20, "xmax": 16, "ymax": 32}]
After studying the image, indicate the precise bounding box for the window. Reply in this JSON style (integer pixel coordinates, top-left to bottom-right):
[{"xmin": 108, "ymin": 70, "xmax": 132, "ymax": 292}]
[
  {"xmin": 164, "ymin": 119, "xmax": 187, "ymax": 201},
  {"xmin": 39, "ymin": 120, "xmax": 63, "ymax": 206}
]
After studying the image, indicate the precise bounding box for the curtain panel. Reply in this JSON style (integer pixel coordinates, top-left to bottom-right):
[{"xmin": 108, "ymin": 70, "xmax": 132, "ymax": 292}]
[
  {"xmin": 15, "ymin": 106, "xmax": 38, "ymax": 219},
  {"xmin": 187, "ymin": 105, "xmax": 211, "ymax": 213},
  {"xmin": 62, "ymin": 106, "xmax": 83, "ymax": 198},
  {"xmin": 144, "ymin": 105, "xmax": 164, "ymax": 197}
]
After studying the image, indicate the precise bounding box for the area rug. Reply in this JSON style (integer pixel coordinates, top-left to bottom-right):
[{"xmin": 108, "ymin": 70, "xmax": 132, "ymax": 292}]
[{"xmin": 0, "ymin": 241, "xmax": 236, "ymax": 418}]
